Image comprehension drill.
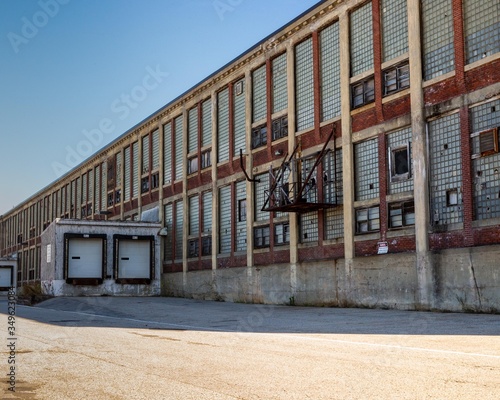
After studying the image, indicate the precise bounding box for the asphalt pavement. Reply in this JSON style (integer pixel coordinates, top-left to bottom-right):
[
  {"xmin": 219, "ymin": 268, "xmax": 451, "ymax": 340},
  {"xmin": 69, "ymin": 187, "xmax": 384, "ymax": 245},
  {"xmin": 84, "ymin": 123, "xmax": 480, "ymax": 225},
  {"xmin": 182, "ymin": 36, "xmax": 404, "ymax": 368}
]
[{"xmin": 1, "ymin": 296, "xmax": 499, "ymax": 399}]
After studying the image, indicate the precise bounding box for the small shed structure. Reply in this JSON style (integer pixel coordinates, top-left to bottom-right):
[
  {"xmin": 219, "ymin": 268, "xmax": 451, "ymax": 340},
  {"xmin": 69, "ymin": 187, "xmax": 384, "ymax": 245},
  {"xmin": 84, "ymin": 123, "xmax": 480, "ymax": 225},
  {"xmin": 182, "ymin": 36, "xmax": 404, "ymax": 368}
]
[
  {"xmin": 40, "ymin": 219, "xmax": 161, "ymax": 296},
  {"xmin": 0, "ymin": 256, "xmax": 17, "ymax": 293}
]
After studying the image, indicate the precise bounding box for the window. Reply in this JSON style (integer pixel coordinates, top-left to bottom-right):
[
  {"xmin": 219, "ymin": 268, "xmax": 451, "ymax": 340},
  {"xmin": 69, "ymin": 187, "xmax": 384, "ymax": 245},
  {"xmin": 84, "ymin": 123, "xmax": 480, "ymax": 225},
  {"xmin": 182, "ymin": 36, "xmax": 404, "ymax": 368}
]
[
  {"xmin": 141, "ymin": 177, "xmax": 149, "ymax": 193},
  {"xmin": 254, "ymin": 226, "xmax": 270, "ymax": 248},
  {"xmin": 218, "ymin": 88, "xmax": 230, "ymax": 163},
  {"xmin": 389, "ymin": 201, "xmax": 415, "ymax": 228},
  {"xmin": 201, "ymin": 150, "xmax": 212, "ymax": 169},
  {"xmin": 254, "ymin": 173, "xmax": 268, "ymax": 222},
  {"xmin": 219, "ymin": 186, "xmax": 231, "ymax": 254},
  {"xmin": 295, "ymin": 37, "xmax": 315, "ymax": 131},
  {"xmin": 429, "ymin": 113, "xmax": 463, "ymax": 225},
  {"xmin": 234, "ymin": 79, "xmax": 246, "ymax": 154},
  {"xmin": 301, "ymin": 211, "xmax": 318, "ymax": 242},
  {"xmin": 252, "ymin": 65, "xmax": 267, "ymax": 122},
  {"xmin": 163, "ymin": 122, "xmax": 172, "ymax": 184},
  {"xmin": 352, "ymin": 77, "xmax": 375, "ymax": 108},
  {"xmin": 350, "ymin": 2, "xmax": 374, "ymax": 76},
  {"xmin": 355, "ymin": 139, "xmax": 379, "ymax": 201},
  {"xmin": 356, "ymin": 206, "xmax": 380, "ymax": 234},
  {"xmin": 272, "ymin": 115, "xmax": 288, "ymax": 141},
  {"xmin": 389, "ymin": 143, "xmax": 411, "ymax": 182},
  {"xmin": 188, "ymin": 239, "xmax": 199, "ymax": 258},
  {"xmin": 272, "ymin": 53, "xmax": 288, "ymax": 113},
  {"xmin": 463, "ymin": 0, "xmax": 500, "ymax": 64},
  {"xmin": 422, "ymin": 0, "xmax": 455, "ymax": 80},
  {"xmin": 320, "ymin": 22, "xmax": 341, "ymax": 121},
  {"xmin": 174, "ymin": 116, "xmax": 184, "ymax": 180},
  {"xmin": 108, "ymin": 193, "xmax": 114, "ymax": 207},
  {"xmin": 115, "ymin": 190, "xmax": 121, "ymax": 204},
  {"xmin": 274, "ymin": 222, "xmax": 290, "ymax": 246},
  {"xmin": 380, "ymin": 0, "xmax": 409, "ymax": 63},
  {"xmin": 201, "ymin": 236, "xmax": 212, "ymax": 256},
  {"xmin": 151, "ymin": 172, "xmax": 160, "ymax": 190},
  {"xmin": 238, "ymin": 199, "xmax": 247, "ymax": 222},
  {"xmin": 383, "ymin": 63, "xmax": 409, "ymax": 95},
  {"xmin": 252, "ymin": 125, "xmax": 267, "ymax": 149},
  {"xmin": 188, "ymin": 107, "xmax": 198, "ymax": 154},
  {"xmin": 188, "ymin": 156, "xmax": 199, "ymax": 174},
  {"xmin": 142, "ymin": 135, "xmax": 150, "ymax": 174}
]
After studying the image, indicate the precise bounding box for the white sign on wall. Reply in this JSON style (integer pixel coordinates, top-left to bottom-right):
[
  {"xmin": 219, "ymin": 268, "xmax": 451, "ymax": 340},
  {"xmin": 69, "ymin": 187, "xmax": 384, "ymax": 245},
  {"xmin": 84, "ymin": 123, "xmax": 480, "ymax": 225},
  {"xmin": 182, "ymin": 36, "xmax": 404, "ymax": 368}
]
[{"xmin": 377, "ymin": 241, "xmax": 388, "ymax": 255}]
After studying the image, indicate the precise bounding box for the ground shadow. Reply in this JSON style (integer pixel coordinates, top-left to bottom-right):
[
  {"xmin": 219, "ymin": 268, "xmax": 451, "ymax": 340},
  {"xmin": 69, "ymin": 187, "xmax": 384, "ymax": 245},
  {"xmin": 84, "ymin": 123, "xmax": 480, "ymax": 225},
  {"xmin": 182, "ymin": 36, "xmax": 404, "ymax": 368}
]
[{"xmin": 1, "ymin": 296, "xmax": 500, "ymax": 336}]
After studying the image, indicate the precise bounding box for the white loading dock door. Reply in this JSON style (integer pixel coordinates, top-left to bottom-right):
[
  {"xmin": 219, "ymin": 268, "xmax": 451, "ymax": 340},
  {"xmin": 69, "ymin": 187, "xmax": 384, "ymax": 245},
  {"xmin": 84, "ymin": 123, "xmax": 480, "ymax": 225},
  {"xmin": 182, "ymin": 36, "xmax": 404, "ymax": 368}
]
[
  {"xmin": 0, "ymin": 266, "xmax": 13, "ymax": 288},
  {"xmin": 116, "ymin": 239, "xmax": 151, "ymax": 280},
  {"xmin": 67, "ymin": 238, "xmax": 104, "ymax": 279}
]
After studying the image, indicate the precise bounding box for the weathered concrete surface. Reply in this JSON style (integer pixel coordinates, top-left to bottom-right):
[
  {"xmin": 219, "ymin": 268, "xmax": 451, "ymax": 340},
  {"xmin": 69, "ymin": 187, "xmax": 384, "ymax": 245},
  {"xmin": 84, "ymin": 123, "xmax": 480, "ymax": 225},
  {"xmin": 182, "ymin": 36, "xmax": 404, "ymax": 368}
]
[
  {"xmin": 434, "ymin": 246, "xmax": 500, "ymax": 313},
  {"xmin": 1, "ymin": 297, "xmax": 500, "ymax": 399},
  {"xmin": 163, "ymin": 245, "xmax": 500, "ymax": 312},
  {"xmin": 40, "ymin": 219, "xmax": 161, "ymax": 297}
]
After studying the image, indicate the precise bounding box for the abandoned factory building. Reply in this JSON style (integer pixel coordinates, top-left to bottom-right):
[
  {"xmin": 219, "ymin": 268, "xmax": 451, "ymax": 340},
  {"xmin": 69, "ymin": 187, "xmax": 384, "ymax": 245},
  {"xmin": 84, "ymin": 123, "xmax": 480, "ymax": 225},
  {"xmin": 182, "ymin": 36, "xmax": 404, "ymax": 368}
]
[{"xmin": 1, "ymin": 0, "xmax": 500, "ymax": 311}]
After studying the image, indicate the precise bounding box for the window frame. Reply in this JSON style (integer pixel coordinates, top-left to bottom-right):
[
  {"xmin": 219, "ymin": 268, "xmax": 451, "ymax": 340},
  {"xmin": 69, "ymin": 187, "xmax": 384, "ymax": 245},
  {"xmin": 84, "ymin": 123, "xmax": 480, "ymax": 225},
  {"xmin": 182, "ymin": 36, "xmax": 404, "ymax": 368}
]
[
  {"xmin": 351, "ymin": 76, "xmax": 375, "ymax": 109},
  {"xmin": 187, "ymin": 156, "xmax": 199, "ymax": 175},
  {"xmin": 201, "ymin": 236, "xmax": 212, "ymax": 256},
  {"xmin": 383, "ymin": 62, "xmax": 410, "ymax": 96},
  {"xmin": 188, "ymin": 238, "xmax": 199, "ymax": 258},
  {"xmin": 355, "ymin": 206, "xmax": 380, "ymax": 234},
  {"xmin": 253, "ymin": 225, "xmax": 270, "ymax": 249},
  {"xmin": 238, "ymin": 199, "xmax": 247, "ymax": 222},
  {"xmin": 274, "ymin": 222, "xmax": 290, "ymax": 246},
  {"xmin": 252, "ymin": 124, "xmax": 267, "ymax": 149},
  {"xmin": 272, "ymin": 115, "xmax": 288, "ymax": 141},
  {"xmin": 389, "ymin": 142, "xmax": 411, "ymax": 183},
  {"xmin": 115, "ymin": 190, "xmax": 121, "ymax": 204},
  {"xmin": 141, "ymin": 176, "xmax": 150, "ymax": 193},
  {"xmin": 151, "ymin": 172, "xmax": 160, "ymax": 190},
  {"xmin": 201, "ymin": 149, "xmax": 212, "ymax": 169},
  {"xmin": 388, "ymin": 201, "xmax": 415, "ymax": 229}
]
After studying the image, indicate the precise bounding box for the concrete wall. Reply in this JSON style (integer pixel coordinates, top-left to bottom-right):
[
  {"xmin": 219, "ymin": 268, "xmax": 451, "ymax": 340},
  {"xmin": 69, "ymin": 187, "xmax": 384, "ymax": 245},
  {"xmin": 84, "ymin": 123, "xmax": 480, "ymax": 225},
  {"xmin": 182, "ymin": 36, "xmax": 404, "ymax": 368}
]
[
  {"xmin": 162, "ymin": 245, "xmax": 500, "ymax": 313},
  {"xmin": 41, "ymin": 219, "xmax": 161, "ymax": 297}
]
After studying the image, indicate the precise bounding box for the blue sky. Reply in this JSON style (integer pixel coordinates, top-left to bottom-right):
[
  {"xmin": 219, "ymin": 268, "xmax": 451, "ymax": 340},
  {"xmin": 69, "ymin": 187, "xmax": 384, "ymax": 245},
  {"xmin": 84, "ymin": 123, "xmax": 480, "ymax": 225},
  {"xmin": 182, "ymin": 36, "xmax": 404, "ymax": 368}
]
[{"xmin": 0, "ymin": 0, "xmax": 321, "ymax": 215}]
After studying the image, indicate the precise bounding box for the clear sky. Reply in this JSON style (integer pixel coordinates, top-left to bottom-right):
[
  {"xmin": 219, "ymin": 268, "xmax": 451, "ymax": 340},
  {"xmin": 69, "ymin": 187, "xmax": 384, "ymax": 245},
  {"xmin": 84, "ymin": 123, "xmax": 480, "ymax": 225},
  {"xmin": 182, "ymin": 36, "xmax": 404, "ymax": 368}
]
[{"xmin": 0, "ymin": 0, "xmax": 321, "ymax": 215}]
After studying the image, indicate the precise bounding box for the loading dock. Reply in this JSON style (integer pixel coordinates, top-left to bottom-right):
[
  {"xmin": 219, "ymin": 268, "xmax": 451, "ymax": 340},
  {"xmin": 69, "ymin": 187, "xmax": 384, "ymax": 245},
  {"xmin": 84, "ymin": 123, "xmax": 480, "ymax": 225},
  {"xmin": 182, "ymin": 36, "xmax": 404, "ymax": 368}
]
[
  {"xmin": 0, "ymin": 257, "xmax": 17, "ymax": 292},
  {"xmin": 65, "ymin": 234, "xmax": 106, "ymax": 284},
  {"xmin": 114, "ymin": 235, "xmax": 154, "ymax": 284},
  {"xmin": 41, "ymin": 219, "xmax": 161, "ymax": 296}
]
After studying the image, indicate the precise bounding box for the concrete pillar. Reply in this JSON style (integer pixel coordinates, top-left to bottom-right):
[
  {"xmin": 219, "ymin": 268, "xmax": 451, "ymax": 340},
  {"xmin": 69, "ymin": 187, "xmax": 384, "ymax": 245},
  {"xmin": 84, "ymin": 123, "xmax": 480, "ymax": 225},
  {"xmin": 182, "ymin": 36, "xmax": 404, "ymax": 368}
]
[
  {"xmin": 286, "ymin": 43, "xmax": 298, "ymax": 298},
  {"xmin": 137, "ymin": 134, "xmax": 143, "ymax": 218},
  {"xmin": 339, "ymin": 10, "xmax": 355, "ymax": 295},
  {"xmin": 245, "ymin": 70, "xmax": 254, "ymax": 298},
  {"xmin": 408, "ymin": 0, "xmax": 434, "ymax": 309},
  {"xmin": 211, "ymin": 91, "xmax": 219, "ymax": 274},
  {"xmin": 157, "ymin": 120, "xmax": 165, "ymax": 276},
  {"xmin": 181, "ymin": 108, "xmax": 189, "ymax": 288},
  {"xmin": 119, "ymin": 147, "xmax": 125, "ymax": 220}
]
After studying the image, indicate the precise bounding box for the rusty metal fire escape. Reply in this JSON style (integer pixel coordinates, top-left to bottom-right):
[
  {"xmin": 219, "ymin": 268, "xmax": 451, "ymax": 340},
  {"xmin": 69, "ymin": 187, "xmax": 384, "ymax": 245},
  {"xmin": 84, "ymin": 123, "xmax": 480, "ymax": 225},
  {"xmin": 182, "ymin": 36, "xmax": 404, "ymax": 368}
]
[{"xmin": 260, "ymin": 127, "xmax": 339, "ymax": 213}]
